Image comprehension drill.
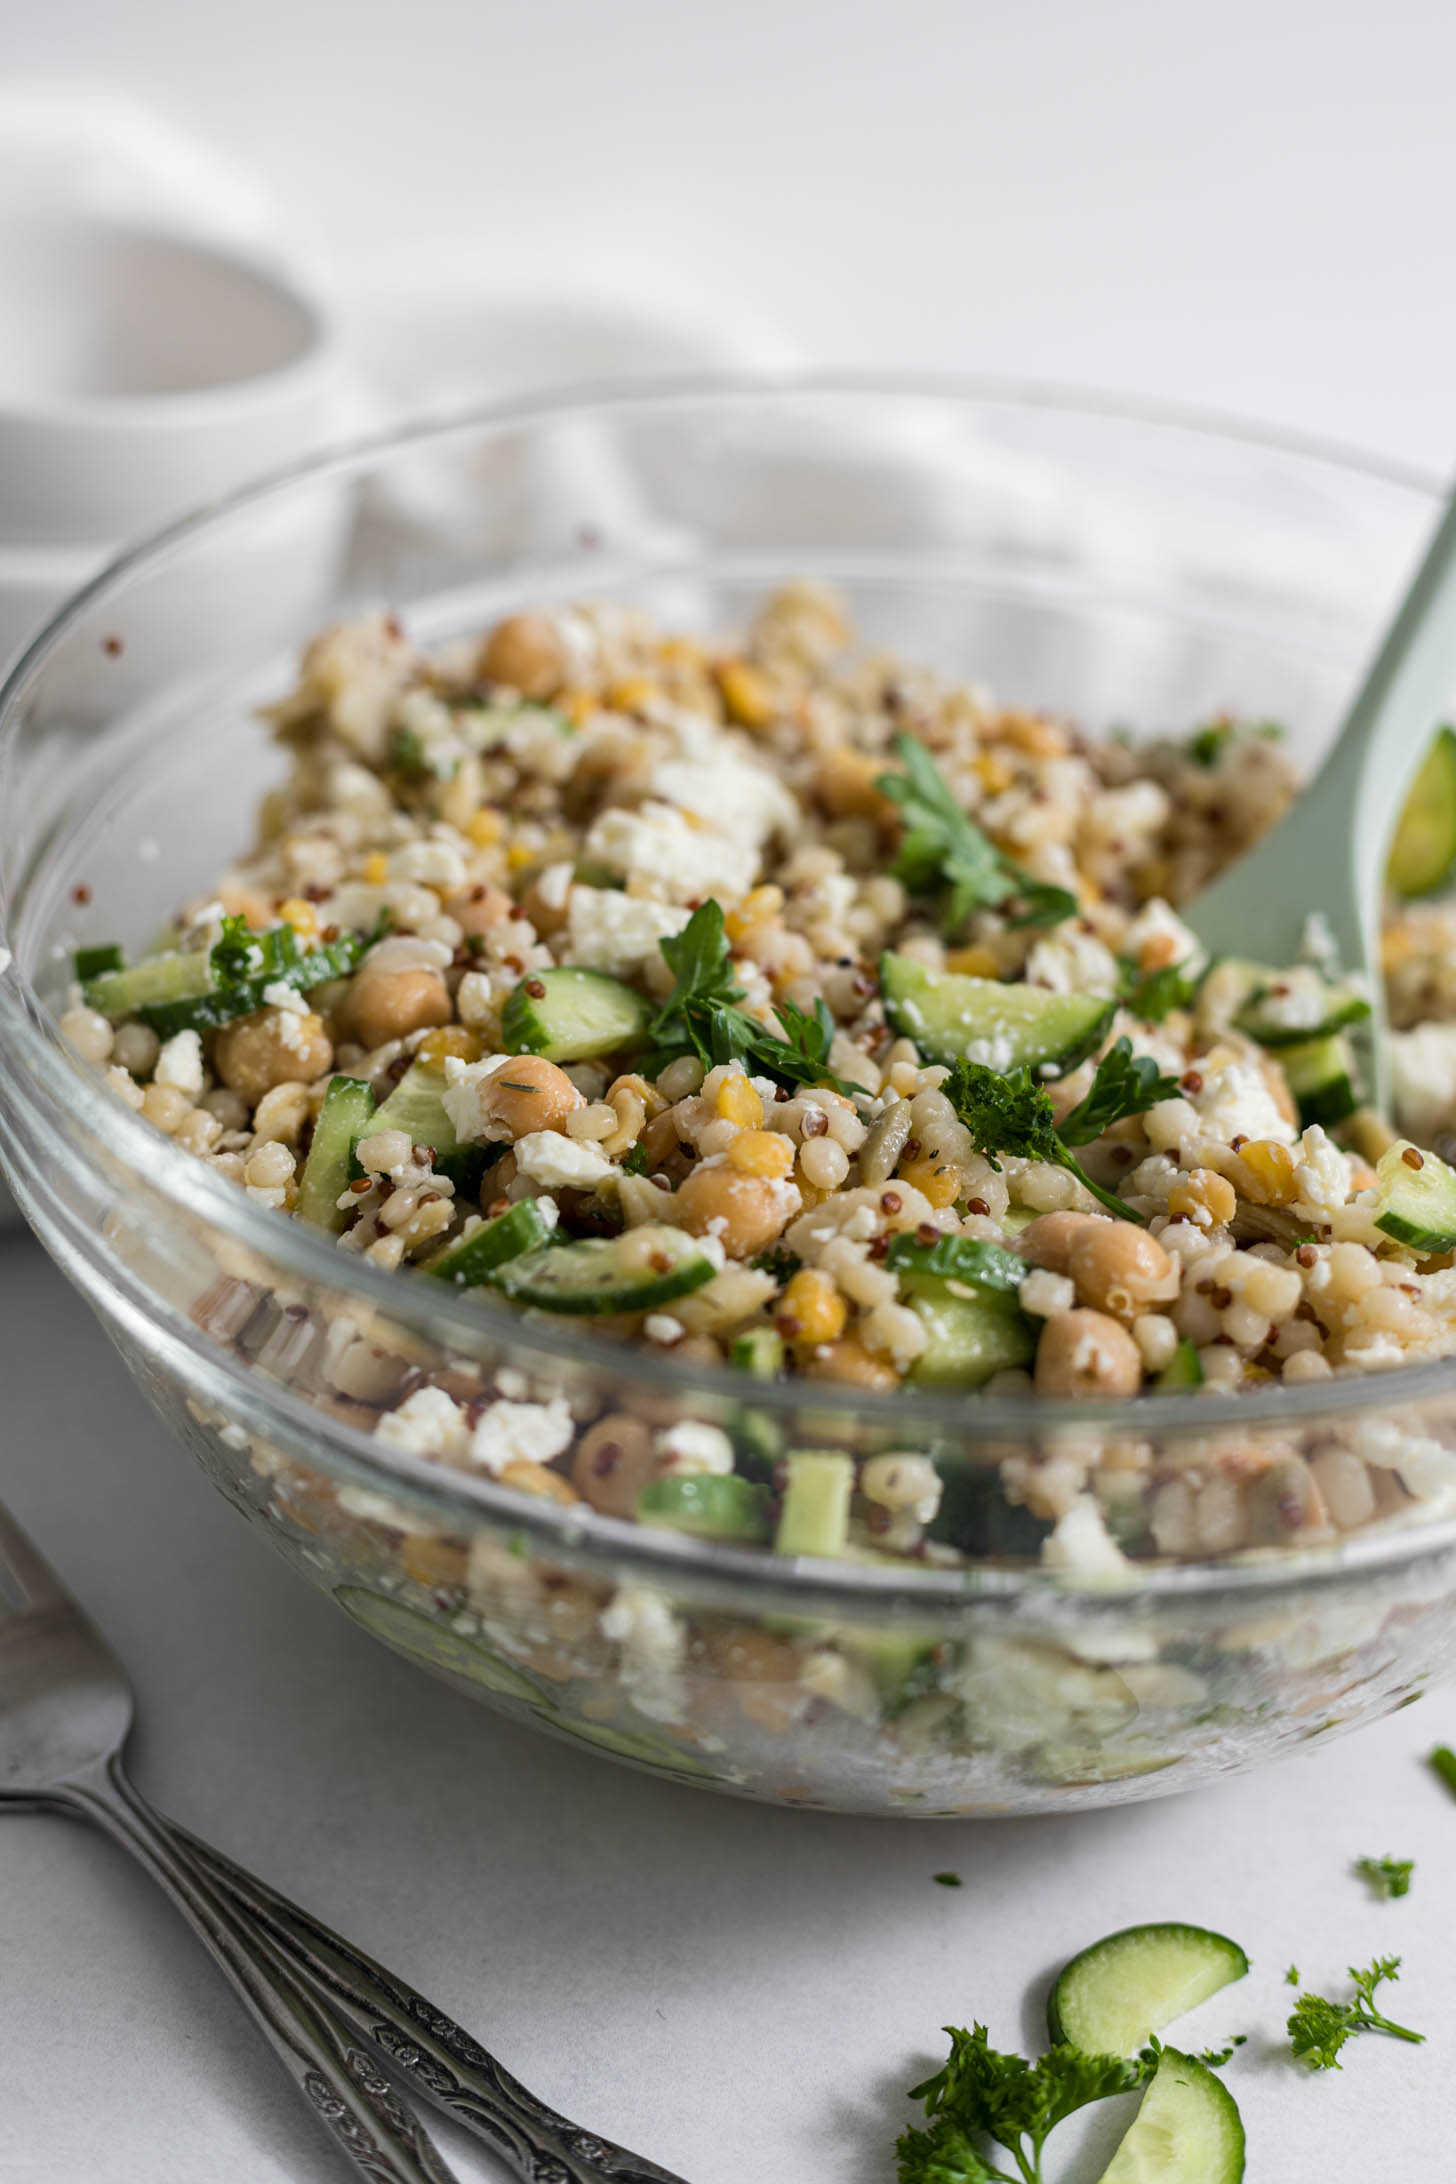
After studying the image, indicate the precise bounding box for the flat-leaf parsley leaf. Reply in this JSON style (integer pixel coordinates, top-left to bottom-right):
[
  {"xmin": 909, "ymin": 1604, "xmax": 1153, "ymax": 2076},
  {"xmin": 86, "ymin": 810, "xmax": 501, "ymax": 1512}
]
[
  {"xmin": 876, "ymin": 735, "xmax": 1076, "ymax": 933},
  {"xmin": 945, "ymin": 1037, "xmax": 1179, "ymax": 1222},
  {"xmin": 648, "ymin": 901, "xmax": 860, "ymax": 1096}
]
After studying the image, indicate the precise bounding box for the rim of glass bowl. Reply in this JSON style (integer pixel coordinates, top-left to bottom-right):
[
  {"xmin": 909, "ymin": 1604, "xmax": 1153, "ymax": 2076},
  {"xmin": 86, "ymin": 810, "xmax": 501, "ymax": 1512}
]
[{"xmin": 7, "ymin": 369, "xmax": 1456, "ymax": 1607}]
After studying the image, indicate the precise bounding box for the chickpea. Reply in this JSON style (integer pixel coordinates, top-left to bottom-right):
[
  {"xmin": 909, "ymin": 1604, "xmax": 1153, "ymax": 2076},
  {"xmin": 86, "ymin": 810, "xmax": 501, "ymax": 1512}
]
[
  {"xmin": 442, "ymin": 883, "xmax": 513, "ymax": 938},
  {"xmin": 572, "ymin": 1414, "xmax": 660, "ymax": 1517},
  {"xmin": 343, "ymin": 966, "xmax": 452, "ymax": 1051},
  {"xmin": 478, "ymin": 612, "xmax": 566, "ymax": 700},
  {"xmin": 1066, "ymin": 1221, "xmax": 1178, "ymax": 1318},
  {"xmin": 674, "ymin": 1162, "xmax": 795, "ymax": 1259},
  {"xmin": 215, "ymin": 1009, "xmax": 333, "ymax": 1105},
  {"xmin": 478, "ymin": 1053, "xmax": 582, "ymax": 1140},
  {"xmin": 802, "ymin": 1338, "xmax": 899, "ymax": 1391},
  {"xmin": 1034, "ymin": 1309, "xmax": 1143, "ymax": 1397},
  {"xmin": 1017, "ymin": 1210, "xmax": 1107, "ymax": 1276}
]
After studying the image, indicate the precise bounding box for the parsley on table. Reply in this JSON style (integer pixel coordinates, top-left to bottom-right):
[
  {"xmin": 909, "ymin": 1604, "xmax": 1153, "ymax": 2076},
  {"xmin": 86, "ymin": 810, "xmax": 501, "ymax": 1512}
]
[
  {"xmin": 1429, "ymin": 1744, "xmax": 1456, "ymax": 1799},
  {"xmin": 1354, "ymin": 1855, "xmax": 1414, "ymax": 1901},
  {"xmin": 648, "ymin": 901, "xmax": 861, "ymax": 1096},
  {"xmin": 1287, "ymin": 1957, "xmax": 1423, "ymax": 2070},
  {"xmin": 932, "ymin": 1871, "xmax": 963, "ymax": 1889},
  {"xmin": 897, "ymin": 2024, "xmax": 1150, "ymax": 2184},
  {"xmin": 945, "ymin": 1037, "xmax": 1179, "ymax": 1222},
  {"xmin": 875, "ymin": 734, "xmax": 1076, "ymax": 933},
  {"xmin": 1193, "ymin": 2036, "xmax": 1247, "ymax": 2068}
]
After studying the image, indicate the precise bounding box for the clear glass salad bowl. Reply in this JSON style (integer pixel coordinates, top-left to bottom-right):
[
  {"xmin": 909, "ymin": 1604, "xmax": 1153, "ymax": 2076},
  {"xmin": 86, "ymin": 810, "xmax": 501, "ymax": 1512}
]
[{"xmin": 5, "ymin": 378, "xmax": 1456, "ymax": 1818}]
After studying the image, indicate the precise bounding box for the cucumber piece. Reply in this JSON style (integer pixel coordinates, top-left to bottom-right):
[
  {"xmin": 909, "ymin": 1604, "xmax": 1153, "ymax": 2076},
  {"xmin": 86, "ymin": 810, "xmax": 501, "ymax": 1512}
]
[
  {"xmin": 502, "ymin": 966, "xmax": 651, "ymax": 1062},
  {"xmin": 73, "ymin": 942, "xmax": 124, "ymax": 982},
  {"xmin": 775, "ymin": 1449, "xmax": 854, "ymax": 1558},
  {"xmin": 904, "ymin": 1277, "xmax": 1035, "ymax": 1387},
  {"xmin": 370, "ymin": 1061, "xmax": 492, "ymax": 1195},
  {"xmin": 85, "ymin": 945, "xmax": 214, "ymax": 1018},
  {"xmin": 730, "ymin": 1327, "xmax": 786, "ymax": 1378},
  {"xmin": 1155, "ymin": 1339, "xmax": 1205, "ymax": 1392},
  {"xmin": 1049, "ymin": 1922, "xmax": 1250, "ymax": 2055},
  {"xmin": 1097, "ymin": 2046, "xmax": 1245, "ymax": 2184},
  {"xmin": 927, "ymin": 1456, "xmax": 1051, "ymax": 1558},
  {"xmin": 835, "ymin": 1625, "xmax": 944, "ymax": 1711},
  {"xmin": 297, "ymin": 1076, "xmax": 376, "ymax": 1231},
  {"xmin": 884, "ymin": 1229, "xmax": 1026, "ymax": 1304},
  {"xmin": 334, "ymin": 1587, "xmax": 554, "ymax": 1707},
  {"xmin": 1373, "ymin": 1138, "xmax": 1456, "ymax": 1253},
  {"xmin": 551, "ymin": 1715, "xmax": 716, "ymax": 1780},
  {"xmin": 488, "ymin": 1224, "xmax": 716, "ymax": 1315},
  {"xmin": 426, "ymin": 1198, "xmax": 556, "ymax": 1286},
  {"xmin": 731, "ymin": 1405, "xmax": 785, "ymax": 1478},
  {"xmin": 1280, "ymin": 1033, "xmax": 1358, "ymax": 1128},
  {"xmin": 87, "ymin": 919, "xmax": 369, "ymax": 1038},
  {"xmin": 1388, "ymin": 725, "xmax": 1456, "ymax": 898},
  {"xmin": 1233, "ymin": 971, "xmax": 1369, "ymax": 1049},
  {"xmin": 636, "ymin": 1473, "xmax": 771, "ymax": 1541},
  {"xmin": 880, "ymin": 951, "xmax": 1114, "ymax": 1075}
]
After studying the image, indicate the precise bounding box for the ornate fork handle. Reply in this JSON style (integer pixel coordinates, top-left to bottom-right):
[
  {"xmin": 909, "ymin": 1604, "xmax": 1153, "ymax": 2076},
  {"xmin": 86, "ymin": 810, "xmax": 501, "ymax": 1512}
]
[
  {"xmin": 171, "ymin": 1823, "xmax": 692, "ymax": 2184},
  {"xmin": 61, "ymin": 1756, "xmax": 461, "ymax": 2184}
]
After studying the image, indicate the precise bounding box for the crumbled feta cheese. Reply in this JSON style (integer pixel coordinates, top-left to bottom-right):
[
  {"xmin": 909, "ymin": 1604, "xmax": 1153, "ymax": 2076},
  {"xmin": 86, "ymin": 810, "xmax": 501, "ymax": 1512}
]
[
  {"xmin": 440, "ymin": 1052, "xmax": 511, "ymax": 1141},
  {"xmin": 468, "ymin": 1395, "xmax": 574, "ymax": 1474},
  {"xmin": 1019, "ymin": 1267, "xmax": 1076, "ymax": 1318},
  {"xmin": 964, "ymin": 1031, "xmax": 1017, "ymax": 1071},
  {"xmin": 1291, "ymin": 1125, "xmax": 1353, "ymax": 1221},
  {"xmin": 374, "ymin": 1385, "xmax": 470, "ymax": 1461},
  {"xmin": 512, "ymin": 1130, "xmax": 614, "ymax": 1190},
  {"xmin": 1041, "ymin": 1497, "xmax": 1132, "ymax": 1581},
  {"xmin": 655, "ymin": 1421, "xmax": 735, "ymax": 1476},
  {"xmin": 598, "ymin": 1583, "xmax": 687, "ymax": 1721},
  {"xmin": 582, "ymin": 801, "xmax": 759, "ymax": 904},
  {"xmin": 566, "ymin": 886, "xmax": 690, "ymax": 975},
  {"xmin": 1250, "ymin": 965, "xmax": 1328, "ymax": 1033},
  {"xmin": 260, "ymin": 980, "xmax": 309, "ymax": 1016},
  {"xmin": 153, "ymin": 1027, "xmax": 204, "ymax": 1098},
  {"xmin": 651, "ymin": 754, "xmax": 797, "ymax": 847},
  {"xmin": 1388, "ymin": 1023, "xmax": 1456, "ymax": 1142},
  {"xmin": 644, "ymin": 1314, "xmax": 686, "ymax": 1345},
  {"xmin": 1123, "ymin": 897, "xmax": 1205, "ymax": 975},
  {"xmin": 1192, "ymin": 1059, "xmax": 1296, "ymax": 1147},
  {"xmin": 1024, "ymin": 929, "xmax": 1121, "ymax": 996},
  {"xmin": 535, "ymin": 860, "xmax": 574, "ymax": 911},
  {"xmin": 389, "ymin": 839, "xmax": 467, "ymax": 889}
]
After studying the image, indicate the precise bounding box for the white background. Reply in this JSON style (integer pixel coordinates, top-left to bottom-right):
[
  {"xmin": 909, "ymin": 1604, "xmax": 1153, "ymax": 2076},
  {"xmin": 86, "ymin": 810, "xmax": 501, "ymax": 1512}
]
[{"xmin": 7, "ymin": 5, "xmax": 1456, "ymax": 2179}]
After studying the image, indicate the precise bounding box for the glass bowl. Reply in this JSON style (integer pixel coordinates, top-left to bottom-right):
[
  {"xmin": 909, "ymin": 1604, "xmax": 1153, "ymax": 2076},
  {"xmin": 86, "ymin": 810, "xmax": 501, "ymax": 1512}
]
[{"xmin": 6, "ymin": 377, "xmax": 1456, "ymax": 1818}]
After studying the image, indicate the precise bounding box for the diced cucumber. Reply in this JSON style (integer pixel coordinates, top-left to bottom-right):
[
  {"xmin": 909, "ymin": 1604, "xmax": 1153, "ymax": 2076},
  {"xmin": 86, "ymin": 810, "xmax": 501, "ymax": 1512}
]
[
  {"xmin": 731, "ymin": 1405, "xmax": 785, "ymax": 1478},
  {"xmin": 85, "ymin": 945, "xmax": 214, "ymax": 1018},
  {"xmin": 370, "ymin": 1062, "xmax": 492, "ymax": 1195},
  {"xmin": 1373, "ymin": 1138, "xmax": 1456, "ymax": 1253},
  {"xmin": 1048, "ymin": 1921, "xmax": 1250, "ymax": 2056},
  {"xmin": 834, "ymin": 1625, "xmax": 944, "ymax": 1711},
  {"xmin": 334, "ymin": 1587, "xmax": 554, "ymax": 1708},
  {"xmin": 1233, "ymin": 972, "xmax": 1369, "ymax": 1049},
  {"xmin": 885, "ymin": 1229, "xmax": 1026, "ymax": 1304},
  {"xmin": 1155, "ymin": 1339, "xmax": 1205, "ymax": 1392},
  {"xmin": 1280, "ymin": 1032, "xmax": 1358, "ymax": 1128},
  {"xmin": 730, "ymin": 1327, "xmax": 786, "ymax": 1378},
  {"xmin": 425, "ymin": 1198, "xmax": 556, "ymax": 1287},
  {"xmin": 502, "ymin": 966, "xmax": 651, "ymax": 1062},
  {"xmin": 86, "ymin": 918, "xmax": 370, "ymax": 1038},
  {"xmin": 774, "ymin": 1449, "xmax": 854, "ymax": 1558},
  {"xmin": 904, "ymin": 1277, "xmax": 1035, "ymax": 1387},
  {"xmin": 880, "ymin": 952, "xmax": 1114, "ymax": 1075},
  {"xmin": 927, "ymin": 1456, "xmax": 1050, "ymax": 1559},
  {"xmin": 1096, "ymin": 2046, "xmax": 1245, "ymax": 2184},
  {"xmin": 487, "ymin": 1225, "xmax": 716, "ymax": 1315},
  {"xmin": 636, "ymin": 1473, "xmax": 771, "ymax": 1541},
  {"xmin": 1388, "ymin": 724, "xmax": 1456, "ymax": 898},
  {"xmin": 73, "ymin": 942, "xmax": 124, "ymax": 982},
  {"xmin": 296, "ymin": 1076, "xmax": 376, "ymax": 1232}
]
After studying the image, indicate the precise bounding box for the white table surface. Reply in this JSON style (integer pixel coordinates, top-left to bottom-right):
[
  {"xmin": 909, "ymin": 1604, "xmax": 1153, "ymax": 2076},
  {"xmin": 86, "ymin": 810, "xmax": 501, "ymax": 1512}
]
[{"xmin": 3, "ymin": 1226, "xmax": 1454, "ymax": 2182}]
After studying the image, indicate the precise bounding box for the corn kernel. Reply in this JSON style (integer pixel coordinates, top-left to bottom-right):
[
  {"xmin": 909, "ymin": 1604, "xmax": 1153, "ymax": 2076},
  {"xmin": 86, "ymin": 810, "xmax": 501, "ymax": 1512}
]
[
  {"xmin": 400, "ymin": 1534, "xmax": 469, "ymax": 1587},
  {"xmin": 972, "ymin": 751, "xmax": 1014, "ymax": 794},
  {"xmin": 1167, "ymin": 1167, "xmax": 1237, "ymax": 1226},
  {"xmin": 506, "ymin": 841, "xmax": 535, "ymax": 872},
  {"xmin": 778, "ymin": 1267, "xmax": 848, "ymax": 1345},
  {"xmin": 1240, "ymin": 1138, "xmax": 1298, "ymax": 1206},
  {"xmin": 561, "ymin": 688, "xmax": 597, "ymax": 728},
  {"xmin": 278, "ymin": 896, "xmax": 319, "ymax": 939},
  {"xmin": 499, "ymin": 1458, "xmax": 579, "ymax": 1505},
  {"xmin": 899, "ymin": 1156, "xmax": 960, "ymax": 1209},
  {"xmin": 363, "ymin": 851, "xmax": 390, "ymax": 885},
  {"xmin": 725, "ymin": 1130, "xmax": 795, "ymax": 1179},
  {"xmin": 816, "ymin": 747, "xmax": 892, "ymax": 821},
  {"xmin": 944, "ymin": 944, "xmax": 999, "ymax": 978},
  {"xmin": 419, "ymin": 1025, "xmax": 484, "ymax": 1067},
  {"xmin": 724, "ymin": 885, "xmax": 784, "ymax": 942},
  {"xmin": 467, "ymin": 808, "xmax": 505, "ymax": 847},
  {"xmin": 715, "ymin": 1075, "xmax": 764, "ymax": 1128},
  {"xmin": 605, "ymin": 676, "xmax": 660, "ymax": 714},
  {"xmin": 718, "ymin": 660, "xmax": 775, "ymax": 729}
]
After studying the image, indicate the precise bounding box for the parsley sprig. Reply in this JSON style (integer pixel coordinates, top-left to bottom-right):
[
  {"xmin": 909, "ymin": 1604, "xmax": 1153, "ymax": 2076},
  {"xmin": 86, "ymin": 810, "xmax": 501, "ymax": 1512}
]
[
  {"xmin": 876, "ymin": 734, "xmax": 1076, "ymax": 933},
  {"xmin": 1287, "ymin": 1956, "xmax": 1424, "ymax": 2070},
  {"xmin": 897, "ymin": 2024, "xmax": 1151, "ymax": 2184},
  {"xmin": 1354, "ymin": 1855, "xmax": 1414, "ymax": 1901},
  {"xmin": 1118, "ymin": 956, "xmax": 1199, "ymax": 1023},
  {"xmin": 648, "ymin": 901, "xmax": 860, "ymax": 1097},
  {"xmin": 945, "ymin": 1037, "xmax": 1179, "ymax": 1222}
]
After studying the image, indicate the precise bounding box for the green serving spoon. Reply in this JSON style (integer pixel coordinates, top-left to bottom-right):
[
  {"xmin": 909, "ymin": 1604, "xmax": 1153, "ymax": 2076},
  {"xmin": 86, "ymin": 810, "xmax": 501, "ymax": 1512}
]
[{"xmin": 1183, "ymin": 486, "xmax": 1456, "ymax": 1105}]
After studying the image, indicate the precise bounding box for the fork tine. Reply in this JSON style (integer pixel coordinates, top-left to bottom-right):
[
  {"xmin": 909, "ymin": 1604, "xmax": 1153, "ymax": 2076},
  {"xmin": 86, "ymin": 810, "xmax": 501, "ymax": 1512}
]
[{"xmin": 0, "ymin": 1501, "xmax": 73, "ymax": 1614}]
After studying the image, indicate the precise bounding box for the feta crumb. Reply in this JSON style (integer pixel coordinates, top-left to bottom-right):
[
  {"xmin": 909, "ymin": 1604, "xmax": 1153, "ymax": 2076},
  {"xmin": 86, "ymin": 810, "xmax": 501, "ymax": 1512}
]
[
  {"xmin": 1024, "ymin": 929, "xmax": 1121, "ymax": 996},
  {"xmin": 582, "ymin": 800, "xmax": 759, "ymax": 905},
  {"xmin": 1192, "ymin": 1058, "xmax": 1296, "ymax": 1146},
  {"xmin": 566, "ymin": 886, "xmax": 691, "ymax": 976},
  {"xmin": 1291, "ymin": 1125, "xmax": 1353, "ymax": 1220},
  {"xmin": 644, "ymin": 1314, "xmax": 685, "ymax": 1345},
  {"xmin": 153, "ymin": 1027, "xmax": 204, "ymax": 1098},
  {"xmin": 1019, "ymin": 1267, "xmax": 1076, "ymax": 1318},
  {"xmin": 655, "ymin": 1421, "xmax": 735, "ymax": 1476},
  {"xmin": 260, "ymin": 980, "xmax": 308, "ymax": 1015},
  {"xmin": 374, "ymin": 1385, "xmax": 470, "ymax": 1461},
  {"xmin": 535, "ymin": 859, "xmax": 575, "ymax": 911},
  {"xmin": 598, "ymin": 1582, "xmax": 687, "ymax": 1721},
  {"xmin": 1388, "ymin": 1022, "xmax": 1456, "ymax": 1142},
  {"xmin": 1123, "ymin": 897, "xmax": 1206, "ymax": 975},
  {"xmin": 468, "ymin": 1395, "xmax": 574, "ymax": 1474},
  {"xmin": 1041, "ymin": 1496, "xmax": 1132, "ymax": 1581},
  {"xmin": 512, "ymin": 1130, "xmax": 614, "ymax": 1190}
]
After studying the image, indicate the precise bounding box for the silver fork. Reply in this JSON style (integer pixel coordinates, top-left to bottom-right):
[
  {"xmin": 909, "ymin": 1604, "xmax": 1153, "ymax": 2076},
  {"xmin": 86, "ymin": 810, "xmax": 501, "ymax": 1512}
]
[{"xmin": 0, "ymin": 1502, "xmax": 691, "ymax": 2184}]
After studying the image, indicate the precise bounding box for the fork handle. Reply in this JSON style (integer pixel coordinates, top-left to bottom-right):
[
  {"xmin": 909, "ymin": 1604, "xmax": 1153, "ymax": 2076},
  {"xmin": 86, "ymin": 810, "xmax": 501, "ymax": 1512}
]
[
  {"xmin": 61, "ymin": 1755, "xmax": 462, "ymax": 2184},
  {"xmin": 168, "ymin": 1821, "xmax": 693, "ymax": 2184}
]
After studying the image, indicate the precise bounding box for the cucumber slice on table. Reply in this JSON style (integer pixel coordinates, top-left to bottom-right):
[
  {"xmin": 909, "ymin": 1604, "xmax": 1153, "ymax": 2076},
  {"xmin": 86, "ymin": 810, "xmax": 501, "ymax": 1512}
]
[
  {"xmin": 1233, "ymin": 975, "xmax": 1369, "ymax": 1049},
  {"xmin": 487, "ymin": 1225, "xmax": 716, "ymax": 1314},
  {"xmin": 1373, "ymin": 1138, "xmax": 1456, "ymax": 1253},
  {"xmin": 1048, "ymin": 1921, "xmax": 1249, "ymax": 2055},
  {"xmin": 1279, "ymin": 1032, "xmax": 1359, "ymax": 1128},
  {"xmin": 775, "ymin": 1449, "xmax": 854, "ymax": 1558},
  {"xmin": 1155, "ymin": 1339, "xmax": 1205, "ymax": 1392},
  {"xmin": 425, "ymin": 1198, "xmax": 556, "ymax": 1286},
  {"xmin": 636, "ymin": 1473, "xmax": 772, "ymax": 1541},
  {"xmin": 880, "ymin": 952, "xmax": 1114, "ymax": 1075},
  {"xmin": 1388, "ymin": 724, "xmax": 1456, "ymax": 898},
  {"xmin": 502, "ymin": 966, "xmax": 651, "ymax": 1062},
  {"xmin": 1097, "ymin": 2046, "xmax": 1244, "ymax": 2184},
  {"xmin": 296, "ymin": 1076, "xmax": 376, "ymax": 1231},
  {"xmin": 334, "ymin": 1587, "xmax": 554, "ymax": 1707},
  {"xmin": 904, "ymin": 1278, "xmax": 1035, "ymax": 1387},
  {"xmin": 370, "ymin": 1061, "xmax": 492, "ymax": 1195}
]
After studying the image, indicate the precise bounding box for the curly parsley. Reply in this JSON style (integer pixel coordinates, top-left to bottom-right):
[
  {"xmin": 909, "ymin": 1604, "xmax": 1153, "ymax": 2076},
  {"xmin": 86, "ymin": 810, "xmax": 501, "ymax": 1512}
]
[
  {"xmin": 1287, "ymin": 1956, "xmax": 1423, "ymax": 2070},
  {"xmin": 897, "ymin": 2024, "xmax": 1151, "ymax": 2184},
  {"xmin": 1354, "ymin": 1855, "xmax": 1414, "ymax": 1901},
  {"xmin": 876, "ymin": 734, "xmax": 1076, "ymax": 933},
  {"xmin": 944, "ymin": 1037, "xmax": 1179, "ymax": 1222}
]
